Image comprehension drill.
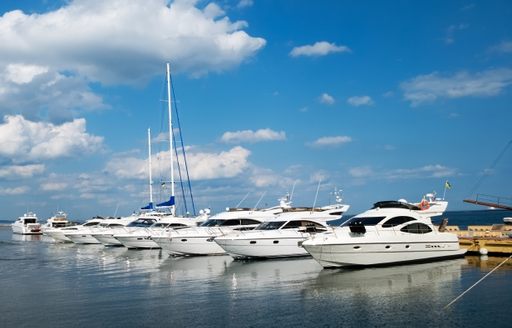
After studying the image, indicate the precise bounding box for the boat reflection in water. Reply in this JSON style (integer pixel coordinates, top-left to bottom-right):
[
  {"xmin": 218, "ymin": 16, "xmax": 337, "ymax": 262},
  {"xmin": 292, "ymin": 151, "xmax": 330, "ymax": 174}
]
[{"xmin": 12, "ymin": 233, "xmax": 42, "ymax": 242}]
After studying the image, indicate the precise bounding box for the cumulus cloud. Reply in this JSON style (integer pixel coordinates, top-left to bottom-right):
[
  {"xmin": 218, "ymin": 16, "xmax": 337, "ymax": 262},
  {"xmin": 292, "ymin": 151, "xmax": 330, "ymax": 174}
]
[
  {"xmin": 0, "ymin": 115, "xmax": 103, "ymax": 161},
  {"xmin": 0, "ymin": 164, "xmax": 45, "ymax": 178},
  {"xmin": 347, "ymin": 95, "xmax": 373, "ymax": 107},
  {"xmin": 401, "ymin": 68, "xmax": 512, "ymax": 106},
  {"xmin": 0, "ymin": 186, "xmax": 29, "ymax": 195},
  {"xmin": 290, "ymin": 41, "xmax": 351, "ymax": 57},
  {"xmin": 249, "ymin": 167, "xmax": 294, "ymax": 188},
  {"xmin": 221, "ymin": 128, "xmax": 286, "ymax": 143},
  {"xmin": 105, "ymin": 146, "xmax": 251, "ymax": 181},
  {"xmin": 319, "ymin": 93, "xmax": 335, "ymax": 105},
  {"xmin": 237, "ymin": 0, "xmax": 254, "ymax": 8},
  {"xmin": 0, "ymin": 64, "xmax": 107, "ymax": 122},
  {"xmin": 309, "ymin": 136, "xmax": 352, "ymax": 148},
  {"xmin": 0, "ymin": 0, "xmax": 266, "ymax": 84}
]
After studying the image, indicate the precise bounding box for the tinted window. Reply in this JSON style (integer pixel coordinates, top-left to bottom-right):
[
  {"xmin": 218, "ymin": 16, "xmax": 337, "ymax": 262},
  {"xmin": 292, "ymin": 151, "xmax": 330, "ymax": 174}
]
[
  {"xmin": 241, "ymin": 219, "xmax": 261, "ymax": 225},
  {"xmin": 221, "ymin": 219, "xmax": 242, "ymax": 226},
  {"xmin": 400, "ymin": 223, "xmax": 432, "ymax": 234},
  {"xmin": 84, "ymin": 221, "xmax": 100, "ymax": 226},
  {"xmin": 200, "ymin": 219, "xmax": 222, "ymax": 227},
  {"xmin": 341, "ymin": 216, "xmax": 386, "ymax": 227},
  {"xmin": 256, "ymin": 221, "xmax": 285, "ymax": 230},
  {"xmin": 283, "ymin": 220, "xmax": 302, "ymax": 229},
  {"xmin": 382, "ymin": 216, "xmax": 416, "ymax": 228}
]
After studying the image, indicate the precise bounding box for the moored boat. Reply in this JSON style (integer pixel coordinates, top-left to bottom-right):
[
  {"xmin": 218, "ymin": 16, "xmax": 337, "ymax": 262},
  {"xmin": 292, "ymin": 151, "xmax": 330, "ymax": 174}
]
[
  {"xmin": 12, "ymin": 212, "xmax": 42, "ymax": 235},
  {"xmin": 302, "ymin": 199, "xmax": 466, "ymax": 268}
]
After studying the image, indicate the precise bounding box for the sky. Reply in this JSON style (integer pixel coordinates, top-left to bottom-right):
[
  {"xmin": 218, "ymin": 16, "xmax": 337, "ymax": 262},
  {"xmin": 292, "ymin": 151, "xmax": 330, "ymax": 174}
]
[{"xmin": 0, "ymin": 0, "xmax": 511, "ymax": 220}]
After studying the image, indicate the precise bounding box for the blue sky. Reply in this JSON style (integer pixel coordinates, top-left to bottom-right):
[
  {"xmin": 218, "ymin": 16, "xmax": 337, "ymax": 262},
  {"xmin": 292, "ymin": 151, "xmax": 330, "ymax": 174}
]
[{"xmin": 0, "ymin": 0, "xmax": 511, "ymax": 220}]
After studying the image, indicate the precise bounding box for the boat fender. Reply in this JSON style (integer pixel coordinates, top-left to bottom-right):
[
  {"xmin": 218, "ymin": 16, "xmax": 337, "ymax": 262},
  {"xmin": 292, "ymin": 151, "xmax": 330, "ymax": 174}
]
[
  {"xmin": 420, "ymin": 199, "xmax": 430, "ymax": 210},
  {"xmin": 479, "ymin": 248, "xmax": 488, "ymax": 255}
]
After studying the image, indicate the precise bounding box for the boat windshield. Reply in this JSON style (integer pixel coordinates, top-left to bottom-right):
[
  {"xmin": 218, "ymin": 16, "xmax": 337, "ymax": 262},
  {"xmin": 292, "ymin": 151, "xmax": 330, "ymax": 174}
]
[
  {"xmin": 84, "ymin": 221, "xmax": 100, "ymax": 227},
  {"xmin": 340, "ymin": 216, "xmax": 386, "ymax": 227},
  {"xmin": 127, "ymin": 219, "xmax": 156, "ymax": 227},
  {"xmin": 255, "ymin": 221, "xmax": 286, "ymax": 230},
  {"xmin": 24, "ymin": 219, "xmax": 37, "ymax": 224},
  {"xmin": 200, "ymin": 219, "xmax": 223, "ymax": 227}
]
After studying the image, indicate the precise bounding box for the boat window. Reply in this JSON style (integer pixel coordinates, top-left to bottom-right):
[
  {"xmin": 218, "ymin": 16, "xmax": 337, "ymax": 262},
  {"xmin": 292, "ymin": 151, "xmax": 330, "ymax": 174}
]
[
  {"xmin": 255, "ymin": 221, "xmax": 286, "ymax": 230},
  {"xmin": 84, "ymin": 221, "xmax": 100, "ymax": 226},
  {"xmin": 400, "ymin": 223, "xmax": 433, "ymax": 234},
  {"xmin": 381, "ymin": 216, "xmax": 416, "ymax": 228},
  {"xmin": 221, "ymin": 219, "xmax": 242, "ymax": 226},
  {"xmin": 200, "ymin": 219, "xmax": 220, "ymax": 227},
  {"xmin": 24, "ymin": 219, "xmax": 37, "ymax": 224},
  {"xmin": 340, "ymin": 216, "xmax": 386, "ymax": 227},
  {"xmin": 282, "ymin": 220, "xmax": 302, "ymax": 229},
  {"xmin": 169, "ymin": 223, "xmax": 188, "ymax": 228},
  {"xmin": 127, "ymin": 219, "xmax": 156, "ymax": 227},
  {"xmin": 241, "ymin": 219, "xmax": 261, "ymax": 225},
  {"xmin": 109, "ymin": 223, "xmax": 124, "ymax": 227}
]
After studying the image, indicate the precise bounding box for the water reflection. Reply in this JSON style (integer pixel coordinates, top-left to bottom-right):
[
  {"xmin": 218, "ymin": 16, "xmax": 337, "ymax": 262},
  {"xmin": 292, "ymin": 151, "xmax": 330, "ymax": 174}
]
[{"xmin": 11, "ymin": 233, "xmax": 42, "ymax": 242}]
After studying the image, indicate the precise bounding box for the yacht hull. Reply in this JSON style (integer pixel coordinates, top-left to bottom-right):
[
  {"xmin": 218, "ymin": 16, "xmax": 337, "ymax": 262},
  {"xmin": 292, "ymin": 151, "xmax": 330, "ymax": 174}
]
[
  {"xmin": 66, "ymin": 234, "xmax": 101, "ymax": 244},
  {"xmin": 12, "ymin": 225, "xmax": 42, "ymax": 235},
  {"xmin": 114, "ymin": 235, "xmax": 160, "ymax": 249},
  {"xmin": 215, "ymin": 236, "xmax": 310, "ymax": 259},
  {"xmin": 92, "ymin": 234, "xmax": 122, "ymax": 246},
  {"xmin": 303, "ymin": 242, "xmax": 466, "ymax": 268},
  {"xmin": 158, "ymin": 236, "xmax": 226, "ymax": 256},
  {"xmin": 43, "ymin": 229, "xmax": 73, "ymax": 242}
]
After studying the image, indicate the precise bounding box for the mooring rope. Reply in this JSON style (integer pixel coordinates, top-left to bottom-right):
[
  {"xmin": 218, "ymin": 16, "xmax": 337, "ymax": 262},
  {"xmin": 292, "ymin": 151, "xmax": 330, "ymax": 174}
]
[{"xmin": 444, "ymin": 255, "xmax": 512, "ymax": 309}]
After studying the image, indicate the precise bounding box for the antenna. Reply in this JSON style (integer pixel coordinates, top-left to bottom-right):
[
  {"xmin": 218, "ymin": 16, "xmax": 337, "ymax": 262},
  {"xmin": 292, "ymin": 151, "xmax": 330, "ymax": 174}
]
[
  {"xmin": 312, "ymin": 180, "xmax": 322, "ymax": 211},
  {"xmin": 253, "ymin": 192, "xmax": 266, "ymax": 209},
  {"xmin": 290, "ymin": 180, "xmax": 297, "ymax": 201},
  {"xmin": 235, "ymin": 192, "xmax": 250, "ymax": 208}
]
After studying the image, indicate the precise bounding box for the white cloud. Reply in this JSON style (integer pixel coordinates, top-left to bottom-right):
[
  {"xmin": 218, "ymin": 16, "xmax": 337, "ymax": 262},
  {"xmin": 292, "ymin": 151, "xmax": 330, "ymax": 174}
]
[
  {"xmin": 290, "ymin": 41, "xmax": 351, "ymax": 57},
  {"xmin": 401, "ymin": 68, "xmax": 512, "ymax": 106},
  {"xmin": 444, "ymin": 23, "xmax": 468, "ymax": 45},
  {"xmin": 249, "ymin": 167, "xmax": 294, "ymax": 188},
  {"xmin": 309, "ymin": 136, "xmax": 352, "ymax": 148},
  {"xmin": 0, "ymin": 0, "xmax": 266, "ymax": 84},
  {"xmin": 347, "ymin": 95, "xmax": 373, "ymax": 107},
  {"xmin": 40, "ymin": 182, "xmax": 68, "ymax": 191},
  {"xmin": 0, "ymin": 186, "xmax": 29, "ymax": 195},
  {"xmin": 105, "ymin": 146, "xmax": 251, "ymax": 181},
  {"xmin": 221, "ymin": 128, "xmax": 286, "ymax": 143},
  {"xmin": 385, "ymin": 165, "xmax": 457, "ymax": 180},
  {"xmin": 237, "ymin": 0, "xmax": 254, "ymax": 8},
  {"xmin": 319, "ymin": 93, "xmax": 335, "ymax": 105},
  {"xmin": 349, "ymin": 166, "xmax": 374, "ymax": 178},
  {"xmin": 0, "ymin": 164, "xmax": 45, "ymax": 178},
  {"xmin": 0, "ymin": 115, "xmax": 103, "ymax": 161},
  {"xmin": 0, "ymin": 65, "xmax": 107, "ymax": 122},
  {"xmin": 489, "ymin": 41, "xmax": 512, "ymax": 54}
]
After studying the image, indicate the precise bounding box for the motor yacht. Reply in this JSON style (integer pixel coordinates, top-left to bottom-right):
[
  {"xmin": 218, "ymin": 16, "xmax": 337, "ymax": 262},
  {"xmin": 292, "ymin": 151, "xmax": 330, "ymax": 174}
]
[
  {"xmin": 114, "ymin": 215, "xmax": 203, "ymax": 249},
  {"xmin": 89, "ymin": 215, "xmax": 140, "ymax": 246},
  {"xmin": 215, "ymin": 201, "xmax": 349, "ymax": 259},
  {"xmin": 63, "ymin": 216, "xmax": 107, "ymax": 244},
  {"xmin": 12, "ymin": 212, "xmax": 42, "ymax": 235},
  {"xmin": 302, "ymin": 200, "xmax": 466, "ymax": 268},
  {"xmin": 153, "ymin": 206, "xmax": 284, "ymax": 256}
]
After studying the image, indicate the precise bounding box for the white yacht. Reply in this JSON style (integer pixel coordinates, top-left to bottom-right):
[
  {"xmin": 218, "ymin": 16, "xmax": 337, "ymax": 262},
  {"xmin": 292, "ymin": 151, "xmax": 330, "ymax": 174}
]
[
  {"xmin": 215, "ymin": 201, "xmax": 350, "ymax": 259},
  {"xmin": 63, "ymin": 216, "xmax": 107, "ymax": 244},
  {"xmin": 12, "ymin": 212, "xmax": 42, "ymax": 235},
  {"xmin": 153, "ymin": 206, "xmax": 284, "ymax": 256},
  {"xmin": 114, "ymin": 215, "xmax": 203, "ymax": 249},
  {"xmin": 90, "ymin": 215, "xmax": 140, "ymax": 246},
  {"xmin": 302, "ymin": 200, "xmax": 466, "ymax": 268},
  {"xmin": 44, "ymin": 217, "xmax": 102, "ymax": 243}
]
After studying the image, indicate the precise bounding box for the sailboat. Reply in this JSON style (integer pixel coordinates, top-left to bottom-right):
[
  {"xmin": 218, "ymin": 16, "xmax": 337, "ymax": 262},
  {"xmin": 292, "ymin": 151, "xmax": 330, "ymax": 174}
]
[{"xmin": 112, "ymin": 63, "xmax": 207, "ymax": 249}]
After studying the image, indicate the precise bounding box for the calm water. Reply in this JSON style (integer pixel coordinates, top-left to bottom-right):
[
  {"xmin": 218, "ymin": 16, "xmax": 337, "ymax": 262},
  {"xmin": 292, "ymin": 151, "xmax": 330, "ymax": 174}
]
[{"xmin": 1, "ymin": 210, "xmax": 512, "ymax": 327}]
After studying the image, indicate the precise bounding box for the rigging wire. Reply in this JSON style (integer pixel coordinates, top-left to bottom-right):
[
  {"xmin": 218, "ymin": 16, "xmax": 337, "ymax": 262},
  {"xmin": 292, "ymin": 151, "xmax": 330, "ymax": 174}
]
[{"xmin": 467, "ymin": 139, "xmax": 512, "ymax": 197}]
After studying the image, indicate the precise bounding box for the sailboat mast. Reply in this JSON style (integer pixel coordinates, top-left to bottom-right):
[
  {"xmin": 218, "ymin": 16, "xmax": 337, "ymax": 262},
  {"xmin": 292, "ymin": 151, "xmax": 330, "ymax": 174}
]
[
  {"xmin": 166, "ymin": 63, "xmax": 176, "ymax": 215},
  {"xmin": 147, "ymin": 128, "xmax": 153, "ymax": 206}
]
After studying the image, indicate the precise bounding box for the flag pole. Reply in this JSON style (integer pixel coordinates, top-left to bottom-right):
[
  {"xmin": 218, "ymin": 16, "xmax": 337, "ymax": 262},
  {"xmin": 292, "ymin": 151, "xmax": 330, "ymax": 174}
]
[{"xmin": 442, "ymin": 180, "xmax": 448, "ymax": 200}]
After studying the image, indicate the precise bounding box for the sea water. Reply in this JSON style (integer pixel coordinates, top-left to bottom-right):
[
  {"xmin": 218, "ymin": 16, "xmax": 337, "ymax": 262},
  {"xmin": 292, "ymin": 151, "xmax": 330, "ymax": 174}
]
[{"xmin": 1, "ymin": 210, "xmax": 511, "ymax": 327}]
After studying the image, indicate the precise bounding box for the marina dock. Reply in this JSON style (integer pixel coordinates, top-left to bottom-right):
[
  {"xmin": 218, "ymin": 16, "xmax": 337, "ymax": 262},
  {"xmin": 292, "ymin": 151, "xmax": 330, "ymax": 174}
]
[{"xmin": 446, "ymin": 224, "xmax": 512, "ymax": 255}]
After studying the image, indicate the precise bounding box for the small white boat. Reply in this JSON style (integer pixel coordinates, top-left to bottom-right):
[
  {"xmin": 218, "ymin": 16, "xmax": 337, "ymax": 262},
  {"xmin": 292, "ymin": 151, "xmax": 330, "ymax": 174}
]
[
  {"xmin": 503, "ymin": 217, "xmax": 512, "ymax": 224},
  {"xmin": 12, "ymin": 212, "xmax": 42, "ymax": 235},
  {"xmin": 215, "ymin": 201, "xmax": 349, "ymax": 259},
  {"xmin": 302, "ymin": 200, "xmax": 466, "ymax": 268},
  {"xmin": 90, "ymin": 215, "xmax": 140, "ymax": 246}
]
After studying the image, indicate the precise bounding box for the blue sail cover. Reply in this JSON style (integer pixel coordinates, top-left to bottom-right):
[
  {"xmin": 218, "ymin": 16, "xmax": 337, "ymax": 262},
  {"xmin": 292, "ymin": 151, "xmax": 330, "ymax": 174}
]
[
  {"xmin": 156, "ymin": 196, "xmax": 175, "ymax": 208},
  {"xmin": 140, "ymin": 202, "xmax": 154, "ymax": 210}
]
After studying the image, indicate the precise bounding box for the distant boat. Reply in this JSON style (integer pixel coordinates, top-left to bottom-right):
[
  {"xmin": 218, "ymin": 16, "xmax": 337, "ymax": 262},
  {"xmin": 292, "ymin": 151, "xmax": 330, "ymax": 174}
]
[
  {"xmin": 12, "ymin": 212, "xmax": 42, "ymax": 235},
  {"xmin": 503, "ymin": 217, "xmax": 512, "ymax": 224}
]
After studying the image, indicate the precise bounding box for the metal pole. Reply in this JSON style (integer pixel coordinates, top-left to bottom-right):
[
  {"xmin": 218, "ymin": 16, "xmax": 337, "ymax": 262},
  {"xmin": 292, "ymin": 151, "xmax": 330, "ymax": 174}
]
[{"xmin": 166, "ymin": 63, "xmax": 175, "ymax": 215}]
